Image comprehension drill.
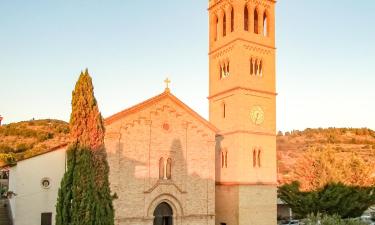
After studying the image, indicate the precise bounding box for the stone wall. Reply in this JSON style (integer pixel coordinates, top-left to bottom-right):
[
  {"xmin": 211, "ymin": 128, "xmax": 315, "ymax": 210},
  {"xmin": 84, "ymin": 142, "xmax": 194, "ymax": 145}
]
[{"xmin": 105, "ymin": 96, "xmax": 216, "ymax": 225}]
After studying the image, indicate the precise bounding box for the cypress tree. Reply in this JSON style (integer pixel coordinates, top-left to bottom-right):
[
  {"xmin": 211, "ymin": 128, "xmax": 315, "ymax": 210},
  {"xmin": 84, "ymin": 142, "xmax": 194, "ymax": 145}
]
[{"xmin": 56, "ymin": 69, "xmax": 114, "ymax": 225}]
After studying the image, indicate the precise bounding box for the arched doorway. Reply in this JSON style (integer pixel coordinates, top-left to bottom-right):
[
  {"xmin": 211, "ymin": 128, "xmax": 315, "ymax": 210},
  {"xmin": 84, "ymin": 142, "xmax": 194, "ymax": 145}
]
[{"xmin": 153, "ymin": 202, "xmax": 173, "ymax": 225}]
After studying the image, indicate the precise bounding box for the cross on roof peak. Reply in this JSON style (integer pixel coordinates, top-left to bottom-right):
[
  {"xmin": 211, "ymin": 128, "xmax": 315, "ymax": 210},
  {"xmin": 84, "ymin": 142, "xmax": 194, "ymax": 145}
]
[{"xmin": 164, "ymin": 78, "xmax": 171, "ymax": 92}]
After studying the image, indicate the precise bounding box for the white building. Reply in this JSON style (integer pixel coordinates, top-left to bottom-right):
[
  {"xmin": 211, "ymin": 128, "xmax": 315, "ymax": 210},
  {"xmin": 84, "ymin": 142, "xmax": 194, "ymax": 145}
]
[{"xmin": 8, "ymin": 146, "xmax": 66, "ymax": 225}]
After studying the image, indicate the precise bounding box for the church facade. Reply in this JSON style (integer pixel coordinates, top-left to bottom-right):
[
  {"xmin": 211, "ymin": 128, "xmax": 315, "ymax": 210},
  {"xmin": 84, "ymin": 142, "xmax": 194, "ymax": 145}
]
[
  {"xmin": 105, "ymin": 90, "xmax": 217, "ymax": 225},
  {"xmin": 6, "ymin": 1, "xmax": 277, "ymax": 225}
]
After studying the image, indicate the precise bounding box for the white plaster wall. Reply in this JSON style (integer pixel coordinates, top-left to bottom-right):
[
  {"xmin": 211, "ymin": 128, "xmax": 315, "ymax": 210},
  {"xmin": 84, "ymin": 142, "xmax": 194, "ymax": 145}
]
[
  {"xmin": 9, "ymin": 148, "xmax": 66, "ymax": 225},
  {"xmin": 8, "ymin": 166, "xmax": 17, "ymax": 221}
]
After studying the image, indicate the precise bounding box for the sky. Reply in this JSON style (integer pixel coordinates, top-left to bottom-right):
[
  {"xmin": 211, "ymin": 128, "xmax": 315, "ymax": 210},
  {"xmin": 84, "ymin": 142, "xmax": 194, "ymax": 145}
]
[{"xmin": 0, "ymin": 0, "xmax": 374, "ymax": 132}]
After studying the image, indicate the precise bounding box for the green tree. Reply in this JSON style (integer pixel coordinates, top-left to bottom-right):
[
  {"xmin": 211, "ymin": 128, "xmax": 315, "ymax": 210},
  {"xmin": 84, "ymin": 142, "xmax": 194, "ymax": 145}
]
[
  {"xmin": 55, "ymin": 69, "xmax": 114, "ymax": 225},
  {"xmin": 278, "ymin": 182, "xmax": 375, "ymax": 218}
]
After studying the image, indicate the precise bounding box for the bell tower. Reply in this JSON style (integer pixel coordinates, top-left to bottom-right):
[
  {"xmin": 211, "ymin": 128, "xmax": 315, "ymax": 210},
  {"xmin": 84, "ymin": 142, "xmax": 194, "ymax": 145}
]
[{"xmin": 208, "ymin": 0, "xmax": 277, "ymax": 225}]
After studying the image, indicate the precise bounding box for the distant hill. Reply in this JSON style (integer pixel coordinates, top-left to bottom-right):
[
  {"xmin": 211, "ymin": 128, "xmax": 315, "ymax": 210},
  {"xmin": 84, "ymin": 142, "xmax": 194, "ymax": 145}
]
[
  {"xmin": 0, "ymin": 119, "xmax": 69, "ymax": 165},
  {"xmin": 1, "ymin": 120, "xmax": 374, "ymax": 187},
  {"xmin": 277, "ymin": 128, "xmax": 375, "ymax": 186}
]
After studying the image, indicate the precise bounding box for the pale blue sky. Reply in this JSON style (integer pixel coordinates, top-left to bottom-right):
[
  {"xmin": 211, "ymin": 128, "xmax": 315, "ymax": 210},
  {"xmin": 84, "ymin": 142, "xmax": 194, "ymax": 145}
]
[{"xmin": 0, "ymin": 0, "xmax": 374, "ymax": 131}]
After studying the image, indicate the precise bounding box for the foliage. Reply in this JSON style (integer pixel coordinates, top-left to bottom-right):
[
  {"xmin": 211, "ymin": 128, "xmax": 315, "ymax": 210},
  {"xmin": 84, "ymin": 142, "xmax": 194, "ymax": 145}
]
[
  {"xmin": 278, "ymin": 182, "xmax": 375, "ymax": 218},
  {"xmin": 55, "ymin": 69, "xmax": 114, "ymax": 225},
  {"xmin": 289, "ymin": 148, "xmax": 375, "ymax": 191},
  {"xmin": 0, "ymin": 119, "xmax": 69, "ymax": 164},
  {"xmin": 69, "ymin": 70, "xmax": 105, "ymax": 150},
  {"xmin": 303, "ymin": 213, "xmax": 368, "ymax": 225},
  {"xmin": 0, "ymin": 153, "xmax": 16, "ymax": 165}
]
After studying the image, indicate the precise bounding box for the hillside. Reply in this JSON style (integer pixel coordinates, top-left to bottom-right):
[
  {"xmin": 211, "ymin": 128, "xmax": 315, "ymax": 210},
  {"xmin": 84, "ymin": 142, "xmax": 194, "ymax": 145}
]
[
  {"xmin": 0, "ymin": 119, "xmax": 69, "ymax": 165},
  {"xmin": 277, "ymin": 128, "xmax": 375, "ymax": 187},
  {"xmin": 1, "ymin": 120, "xmax": 375, "ymax": 187}
]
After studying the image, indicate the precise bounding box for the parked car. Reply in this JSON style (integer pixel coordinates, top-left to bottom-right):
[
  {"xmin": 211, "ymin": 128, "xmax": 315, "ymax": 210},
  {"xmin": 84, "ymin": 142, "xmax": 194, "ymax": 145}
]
[{"xmin": 280, "ymin": 219, "xmax": 300, "ymax": 225}]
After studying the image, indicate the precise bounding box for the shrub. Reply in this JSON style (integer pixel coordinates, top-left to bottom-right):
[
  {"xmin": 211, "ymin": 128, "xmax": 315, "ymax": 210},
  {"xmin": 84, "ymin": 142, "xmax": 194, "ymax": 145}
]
[
  {"xmin": 0, "ymin": 145, "xmax": 13, "ymax": 154},
  {"xmin": 278, "ymin": 182, "xmax": 375, "ymax": 218},
  {"xmin": 303, "ymin": 214, "xmax": 368, "ymax": 225}
]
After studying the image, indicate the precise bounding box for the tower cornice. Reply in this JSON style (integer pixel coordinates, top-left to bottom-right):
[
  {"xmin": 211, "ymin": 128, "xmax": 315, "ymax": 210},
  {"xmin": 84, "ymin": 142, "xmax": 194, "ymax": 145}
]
[
  {"xmin": 208, "ymin": 0, "xmax": 276, "ymax": 11},
  {"xmin": 208, "ymin": 86, "xmax": 277, "ymax": 100},
  {"xmin": 209, "ymin": 37, "xmax": 276, "ymax": 56}
]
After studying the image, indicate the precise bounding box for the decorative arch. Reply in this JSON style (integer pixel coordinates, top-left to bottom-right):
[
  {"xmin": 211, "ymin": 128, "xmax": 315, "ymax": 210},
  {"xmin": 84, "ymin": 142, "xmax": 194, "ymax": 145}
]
[{"xmin": 147, "ymin": 194, "xmax": 183, "ymax": 218}]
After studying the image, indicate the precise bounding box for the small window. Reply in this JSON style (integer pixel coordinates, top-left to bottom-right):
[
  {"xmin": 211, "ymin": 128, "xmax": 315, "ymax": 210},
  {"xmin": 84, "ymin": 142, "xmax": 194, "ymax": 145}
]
[
  {"xmin": 41, "ymin": 212, "xmax": 52, "ymax": 225},
  {"xmin": 215, "ymin": 16, "xmax": 219, "ymax": 41},
  {"xmin": 258, "ymin": 149, "xmax": 262, "ymax": 167},
  {"xmin": 263, "ymin": 12, "xmax": 268, "ymax": 36},
  {"xmin": 159, "ymin": 158, "xmax": 164, "ymax": 179},
  {"xmin": 254, "ymin": 9, "xmax": 259, "ymax": 34},
  {"xmin": 41, "ymin": 177, "xmax": 51, "ymax": 189},
  {"xmin": 166, "ymin": 158, "xmax": 172, "ymax": 179},
  {"xmin": 250, "ymin": 58, "xmax": 254, "ymax": 75},
  {"xmin": 221, "ymin": 151, "xmax": 225, "ymax": 168},
  {"xmin": 220, "ymin": 62, "xmax": 230, "ymax": 79},
  {"xmin": 244, "ymin": 6, "xmax": 249, "ymax": 31},
  {"xmin": 253, "ymin": 149, "xmax": 257, "ymax": 167},
  {"xmin": 223, "ymin": 103, "xmax": 226, "ymax": 118},
  {"xmin": 225, "ymin": 151, "xmax": 228, "ymax": 168},
  {"xmin": 223, "ymin": 13, "xmax": 227, "ymax": 37},
  {"xmin": 231, "ymin": 8, "xmax": 234, "ymax": 32},
  {"xmin": 221, "ymin": 223, "xmax": 227, "ymax": 225}
]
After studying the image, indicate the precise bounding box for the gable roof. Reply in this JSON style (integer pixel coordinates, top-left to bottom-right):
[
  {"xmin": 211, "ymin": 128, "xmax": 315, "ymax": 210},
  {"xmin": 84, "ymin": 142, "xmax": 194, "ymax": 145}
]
[
  {"xmin": 1, "ymin": 143, "xmax": 68, "ymax": 168},
  {"xmin": 105, "ymin": 90, "xmax": 219, "ymax": 132}
]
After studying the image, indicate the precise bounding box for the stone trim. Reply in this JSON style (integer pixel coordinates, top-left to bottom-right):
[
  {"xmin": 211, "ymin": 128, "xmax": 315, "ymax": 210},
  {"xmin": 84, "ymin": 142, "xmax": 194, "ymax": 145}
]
[
  {"xmin": 208, "ymin": 86, "xmax": 277, "ymax": 100},
  {"xmin": 144, "ymin": 180, "xmax": 187, "ymax": 194},
  {"xmin": 216, "ymin": 181, "xmax": 277, "ymax": 186},
  {"xmin": 218, "ymin": 130, "xmax": 276, "ymax": 137}
]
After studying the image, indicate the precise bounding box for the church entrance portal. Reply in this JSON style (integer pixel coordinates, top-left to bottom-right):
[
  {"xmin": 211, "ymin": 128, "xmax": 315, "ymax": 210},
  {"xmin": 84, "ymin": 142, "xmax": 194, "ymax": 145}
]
[{"xmin": 153, "ymin": 202, "xmax": 173, "ymax": 225}]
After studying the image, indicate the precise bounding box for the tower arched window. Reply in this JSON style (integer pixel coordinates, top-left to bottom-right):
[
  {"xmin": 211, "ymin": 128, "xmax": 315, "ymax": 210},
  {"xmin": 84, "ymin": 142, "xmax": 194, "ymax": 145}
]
[
  {"xmin": 220, "ymin": 61, "xmax": 230, "ymax": 79},
  {"xmin": 259, "ymin": 60, "xmax": 263, "ymax": 76},
  {"xmin": 255, "ymin": 59, "xmax": 259, "ymax": 75},
  {"xmin": 231, "ymin": 7, "xmax": 234, "ymax": 32},
  {"xmin": 223, "ymin": 13, "xmax": 227, "ymax": 37},
  {"xmin": 254, "ymin": 9, "xmax": 259, "ymax": 34},
  {"xmin": 159, "ymin": 157, "xmax": 164, "ymax": 179},
  {"xmin": 244, "ymin": 6, "xmax": 249, "ymax": 31},
  {"xmin": 166, "ymin": 158, "xmax": 172, "ymax": 179},
  {"xmin": 263, "ymin": 12, "xmax": 268, "ymax": 36}
]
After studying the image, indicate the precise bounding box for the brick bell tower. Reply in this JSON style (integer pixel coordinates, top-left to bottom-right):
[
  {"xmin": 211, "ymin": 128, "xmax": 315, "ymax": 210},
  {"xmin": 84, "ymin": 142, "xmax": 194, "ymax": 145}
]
[{"xmin": 208, "ymin": 0, "xmax": 277, "ymax": 225}]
